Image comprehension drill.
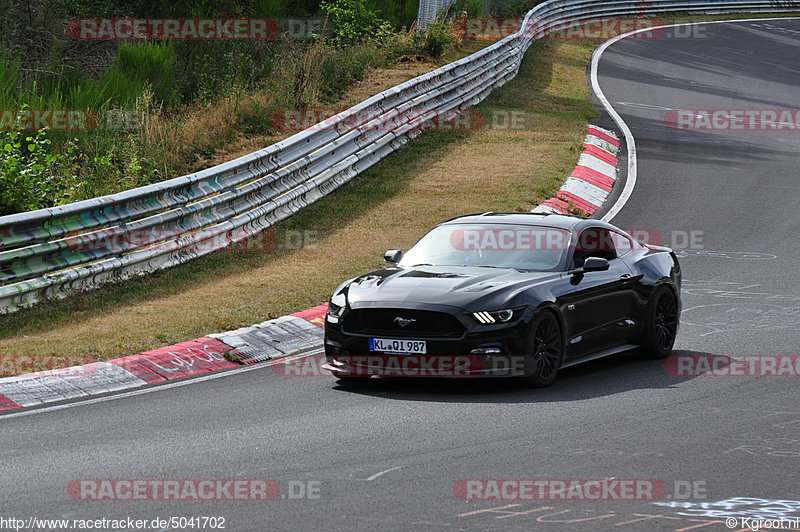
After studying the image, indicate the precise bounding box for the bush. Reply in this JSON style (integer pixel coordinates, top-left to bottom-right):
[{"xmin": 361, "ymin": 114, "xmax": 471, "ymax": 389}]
[
  {"xmin": 364, "ymin": 0, "xmax": 420, "ymax": 30},
  {"xmin": 321, "ymin": 0, "xmax": 395, "ymax": 44},
  {"xmin": 466, "ymin": 0, "xmax": 485, "ymax": 17},
  {"xmin": 0, "ymin": 128, "xmax": 75, "ymax": 216},
  {"xmin": 419, "ymin": 21, "xmax": 459, "ymax": 58},
  {"xmin": 320, "ymin": 45, "xmax": 383, "ymax": 100},
  {"xmin": 453, "ymin": 0, "xmax": 485, "ymax": 18},
  {"xmin": 0, "ymin": 1, "xmax": 414, "ymax": 215},
  {"xmin": 382, "ymin": 29, "xmax": 419, "ymax": 60},
  {"xmin": 174, "ymin": 40, "xmax": 275, "ymax": 104},
  {"xmin": 251, "ymin": 0, "xmax": 291, "ymax": 17},
  {"xmin": 485, "ymin": 0, "xmax": 533, "ymax": 17}
]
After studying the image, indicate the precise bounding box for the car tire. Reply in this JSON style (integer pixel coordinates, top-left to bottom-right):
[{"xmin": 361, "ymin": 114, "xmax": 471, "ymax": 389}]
[
  {"xmin": 639, "ymin": 285, "xmax": 679, "ymax": 359},
  {"xmin": 523, "ymin": 310, "xmax": 564, "ymax": 387}
]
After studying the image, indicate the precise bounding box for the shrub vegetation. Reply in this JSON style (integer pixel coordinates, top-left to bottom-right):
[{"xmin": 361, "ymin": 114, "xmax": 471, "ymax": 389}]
[{"xmin": 0, "ymin": 0, "xmax": 476, "ymax": 215}]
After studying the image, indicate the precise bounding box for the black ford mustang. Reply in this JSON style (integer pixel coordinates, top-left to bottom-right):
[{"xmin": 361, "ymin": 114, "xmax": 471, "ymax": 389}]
[{"xmin": 323, "ymin": 212, "xmax": 681, "ymax": 386}]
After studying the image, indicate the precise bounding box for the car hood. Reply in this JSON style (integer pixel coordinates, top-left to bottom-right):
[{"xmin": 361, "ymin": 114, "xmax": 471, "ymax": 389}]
[{"xmin": 344, "ymin": 266, "xmax": 559, "ymax": 310}]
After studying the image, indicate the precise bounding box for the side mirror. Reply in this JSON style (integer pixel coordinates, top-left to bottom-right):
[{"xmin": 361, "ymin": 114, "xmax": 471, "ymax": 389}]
[
  {"xmin": 384, "ymin": 249, "xmax": 403, "ymax": 264},
  {"xmin": 583, "ymin": 257, "xmax": 610, "ymax": 272}
]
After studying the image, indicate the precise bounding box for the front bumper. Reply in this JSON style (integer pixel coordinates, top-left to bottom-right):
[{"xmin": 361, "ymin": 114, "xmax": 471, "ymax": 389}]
[{"xmin": 323, "ymin": 309, "xmax": 532, "ymax": 378}]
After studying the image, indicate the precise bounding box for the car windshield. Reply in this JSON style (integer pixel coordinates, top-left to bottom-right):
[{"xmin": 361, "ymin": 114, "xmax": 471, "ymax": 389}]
[{"xmin": 398, "ymin": 223, "xmax": 570, "ymax": 272}]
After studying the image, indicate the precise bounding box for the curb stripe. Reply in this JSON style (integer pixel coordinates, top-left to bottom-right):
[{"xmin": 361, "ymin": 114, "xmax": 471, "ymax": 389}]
[
  {"xmin": 584, "ymin": 136, "xmax": 618, "ymax": 152},
  {"xmin": 556, "ymin": 191, "xmax": 600, "ymax": 213},
  {"xmin": 587, "ymin": 126, "xmax": 620, "ymax": 147},
  {"xmin": 582, "ymin": 143, "xmax": 618, "ymax": 166},
  {"xmin": 0, "ymin": 394, "xmax": 20, "ymax": 410},
  {"xmin": 535, "ymin": 201, "xmax": 569, "ymax": 214},
  {"xmin": 209, "ymin": 316, "xmax": 324, "ymax": 365},
  {"xmin": 532, "ymin": 204, "xmax": 564, "ymax": 214},
  {"xmin": 290, "ymin": 303, "xmax": 328, "ymax": 328},
  {"xmin": 107, "ymin": 338, "xmax": 237, "ymax": 384},
  {"xmin": 533, "ymin": 125, "xmax": 619, "ymax": 216},
  {"xmin": 570, "ymin": 166, "xmax": 615, "ymax": 189},
  {"xmin": 572, "ymin": 174, "xmax": 613, "ymax": 192},
  {"xmin": 562, "ymin": 178, "xmax": 609, "ymax": 206},
  {"xmin": 1, "ymin": 303, "xmax": 331, "ymax": 413},
  {"xmin": 542, "ymin": 197, "xmax": 576, "ymax": 212},
  {"xmin": 577, "ymin": 153, "xmax": 616, "ymax": 176},
  {"xmin": 0, "ymin": 362, "xmax": 147, "ymax": 409}
]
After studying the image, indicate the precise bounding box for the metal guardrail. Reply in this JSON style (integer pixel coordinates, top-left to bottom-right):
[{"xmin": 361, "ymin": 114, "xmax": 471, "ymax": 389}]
[{"xmin": 1, "ymin": 0, "xmax": 797, "ymax": 313}]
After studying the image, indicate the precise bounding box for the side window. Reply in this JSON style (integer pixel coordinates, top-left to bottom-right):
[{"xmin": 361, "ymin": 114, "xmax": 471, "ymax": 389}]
[
  {"xmin": 610, "ymin": 230, "xmax": 634, "ymax": 257},
  {"xmin": 572, "ymin": 227, "xmax": 617, "ymax": 268}
]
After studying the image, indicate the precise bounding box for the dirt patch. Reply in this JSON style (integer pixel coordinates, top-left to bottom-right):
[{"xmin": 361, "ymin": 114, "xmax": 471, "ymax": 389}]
[{"xmin": 338, "ymin": 60, "xmax": 439, "ymax": 106}]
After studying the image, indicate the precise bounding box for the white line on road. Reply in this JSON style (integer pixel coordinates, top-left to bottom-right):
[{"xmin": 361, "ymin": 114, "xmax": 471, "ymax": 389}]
[{"xmin": 366, "ymin": 466, "xmax": 404, "ymax": 481}]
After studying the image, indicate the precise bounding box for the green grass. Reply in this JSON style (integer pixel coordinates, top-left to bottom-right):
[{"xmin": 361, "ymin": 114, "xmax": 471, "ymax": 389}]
[{"xmin": 0, "ymin": 42, "xmax": 175, "ymax": 113}]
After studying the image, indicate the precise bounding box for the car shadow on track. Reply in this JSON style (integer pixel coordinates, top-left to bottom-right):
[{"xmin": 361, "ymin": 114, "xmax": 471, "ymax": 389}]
[{"xmin": 330, "ymin": 349, "xmax": 711, "ymax": 403}]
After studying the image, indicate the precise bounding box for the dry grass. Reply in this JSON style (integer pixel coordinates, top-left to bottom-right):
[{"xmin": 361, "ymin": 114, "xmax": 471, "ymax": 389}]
[
  {"xmin": 139, "ymin": 57, "xmax": 443, "ymax": 174},
  {"xmin": 131, "ymin": 35, "xmax": 479, "ymax": 181},
  {"xmin": 338, "ymin": 59, "xmax": 440, "ymax": 106},
  {"xmin": 0, "ymin": 39, "xmax": 598, "ymax": 367},
  {"xmin": 202, "ymin": 60, "xmax": 440, "ymax": 167}
]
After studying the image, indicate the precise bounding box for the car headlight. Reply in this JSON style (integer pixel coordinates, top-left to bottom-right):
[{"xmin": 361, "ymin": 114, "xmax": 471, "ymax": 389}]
[
  {"xmin": 472, "ymin": 308, "xmax": 523, "ymax": 325},
  {"xmin": 326, "ymin": 297, "xmax": 346, "ymax": 324}
]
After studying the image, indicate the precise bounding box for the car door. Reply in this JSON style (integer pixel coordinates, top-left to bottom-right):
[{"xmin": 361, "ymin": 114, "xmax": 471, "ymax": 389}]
[{"xmin": 553, "ymin": 227, "xmax": 637, "ymax": 358}]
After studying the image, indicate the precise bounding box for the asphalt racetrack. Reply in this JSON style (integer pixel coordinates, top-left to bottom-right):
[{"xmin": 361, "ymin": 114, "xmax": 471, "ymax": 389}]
[{"xmin": 2, "ymin": 19, "xmax": 799, "ymax": 532}]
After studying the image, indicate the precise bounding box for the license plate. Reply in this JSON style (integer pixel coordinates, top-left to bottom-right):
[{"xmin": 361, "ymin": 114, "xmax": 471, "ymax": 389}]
[{"xmin": 369, "ymin": 338, "xmax": 427, "ymax": 354}]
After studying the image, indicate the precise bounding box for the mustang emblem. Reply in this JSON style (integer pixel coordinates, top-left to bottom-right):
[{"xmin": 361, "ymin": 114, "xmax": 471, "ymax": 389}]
[{"xmin": 393, "ymin": 317, "xmax": 416, "ymax": 328}]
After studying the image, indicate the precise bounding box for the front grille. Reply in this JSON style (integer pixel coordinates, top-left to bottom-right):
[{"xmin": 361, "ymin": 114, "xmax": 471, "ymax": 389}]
[{"xmin": 343, "ymin": 308, "xmax": 464, "ymax": 338}]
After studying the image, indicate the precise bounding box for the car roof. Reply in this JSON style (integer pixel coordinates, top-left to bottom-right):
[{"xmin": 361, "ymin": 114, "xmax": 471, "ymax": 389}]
[{"xmin": 439, "ymin": 212, "xmax": 614, "ymax": 232}]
